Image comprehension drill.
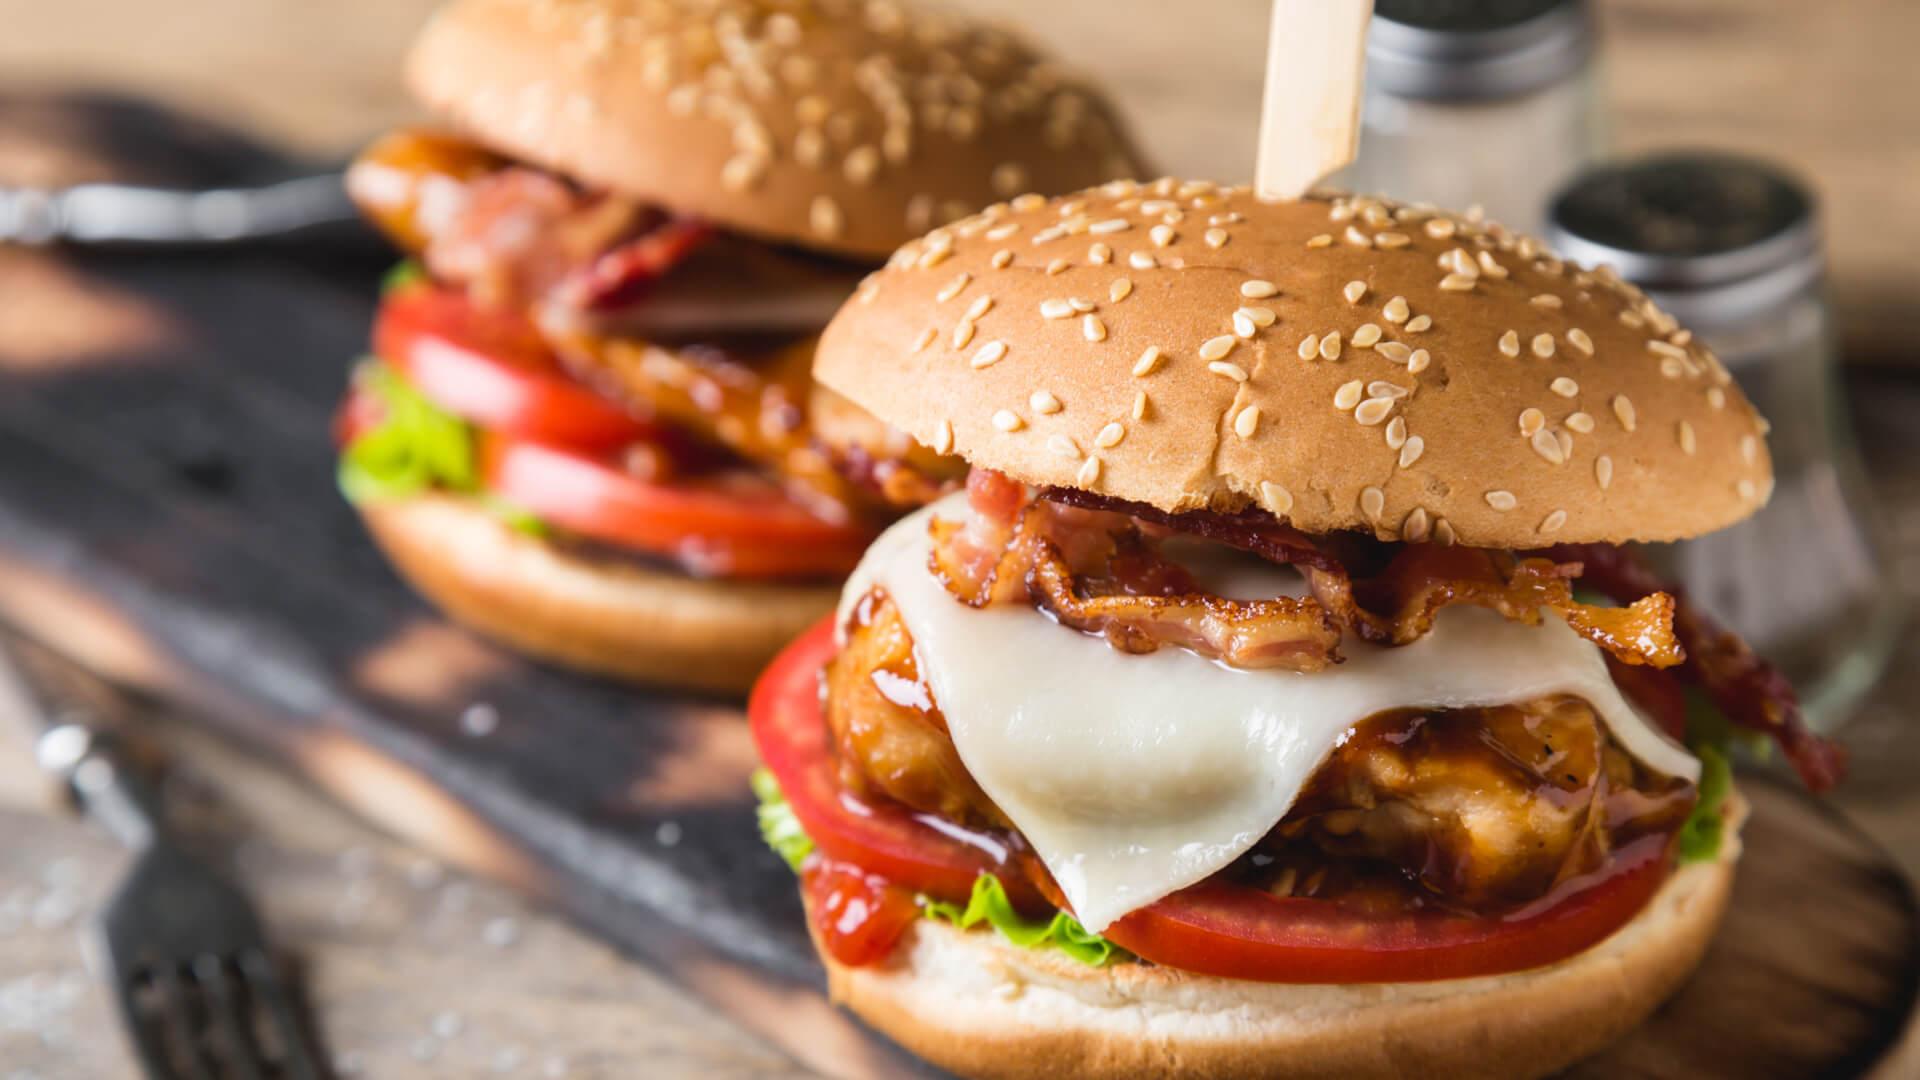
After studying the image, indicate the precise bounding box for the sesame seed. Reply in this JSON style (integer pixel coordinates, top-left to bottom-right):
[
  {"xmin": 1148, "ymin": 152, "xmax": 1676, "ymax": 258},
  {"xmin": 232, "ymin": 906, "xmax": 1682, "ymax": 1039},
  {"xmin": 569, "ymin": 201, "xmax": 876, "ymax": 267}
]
[
  {"xmin": 1531, "ymin": 427, "xmax": 1565, "ymax": 464},
  {"xmin": 987, "ymin": 224, "xmax": 1022, "ymax": 241},
  {"xmin": 1306, "ymin": 234, "xmax": 1333, "ymax": 248},
  {"xmin": 991, "ymin": 163, "xmax": 1028, "ymax": 198},
  {"xmin": 1433, "ymin": 518, "xmax": 1457, "ymax": 546},
  {"xmin": 1531, "ymin": 294, "xmax": 1563, "ymax": 309},
  {"xmin": 1233, "ymin": 311, "xmax": 1257, "ymax": 339},
  {"xmin": 1444, "ymin": 249, "xmax": 1479, "ymax": 278},
  {"xmin": 1208, "ymin": 360, "xmax": 1249, "ymax": 382},
  {"xmin": 1110, "ymin": 278, "xmax": 1133, "ymax": 302},
  {"xmin": 1205, "ymin": 228, "xmax": 1229, "ymax": 248},
  {"xmin": 966, "ymin": 296, "xmax": 994, "ymax": 320},
  {"xmin": 1485, "ymin": 490, "xmax": 1518, "ymax": 511},
  {"xmin": 1046, "ymin": 258, "xmax": 1069, "ymax": 276},
  {"xmin": 1596, "ymin": 455, "xmax": 1613, "ymax": 489},
  {"xmin": 1319, "ymin": 331, "xmax": 1343, "ymax": 360},
  {"xmin": 1659, "ymin": 356, "xmax": 1685, "ymax": 379},
  {"xmin": 1298, "ymin": 334, "xmax": 1321, "ymax": 360},
  {"xmin": 1012, "ymin": 193, "xmax": 1047, "ymax": 212},
  {"xmin": 1344, "ymin": 280, "xmax": 1367, "ymax": 304},
  {"xmin": 844, "ymin": 145, "xmax": 881, "ymax": 185},
  {"xmin": 1671, "ymin": 329, "xmax": 1694, "ymax": 346},
  {"xmin": 1132, "ymin": 346, "xmax": 1164, "ymax": 376},
  {"xmin": 1345, "ymin": 226, "xmax": 1372, "ymax": 247},
  {"xmin": 1678, "ymin": 421, "xmax": 1697, "ymax": 455},
  {"xmin": 1040, "ymin": 299, "xmax": 1073, "ymax": 320},
  {"xmin": 1406, "ymin": 315, "xmax": 1433, "ymax": 333},
  {"xmin": 1083, "ymin": 314, "xmax": 1107, "ymax": 342},
  {"xmin": 1133, "ymin": 391, "xmax": 1149, "ymax": 420},
  {"xmin": 1439, "ymin": 273, "xmax": 1476, "ymax": 291},
  {"xmin": 912, "ymin": 327, "xmax": 937, "ymax": 352},
  {"xmin": 1261, "ymin": 482, "xmax": 1294, "ymax": 515},
  {"xmin": 1550, "ymin": 377, "xmax": 1579, "ymax": 398},
  {"xmin": 1200, "ymin": 335, "xmax": 1236, "ymax": 361},
  {"xmin": 1531, "ymin": 334, "xmax": 1556, "ymax": 358},
  {"xmin": 1088, "ymin": 242, "xmax": 1112, "ymax": 264},
  {"xmin": 1518, "ymin": 407, "xmax": 1545, "ymax": 437},
  {"xmin": 1095, "ymin": 421, "xmax": 1126, "ymax": 448},
  {"xmin": 1741, "ymin": 434, "xmax": 1758, "ymax": 465},
  {"xmin": 953, "ymin": 320, "xmax": 976, "ymax": 348},
  {"xmin": 935, "ymin": 273, "xmax": 972, "ymax": 303},
  {"xmin": 1738, "ymin": 478, "xmax": 1757, "ymax": 500},
  {"xmin": 1375, "ymin": 341, "xmax": 1411, "ymax": 363},
  {"xmin": 1375, "ymin": 232, "xmax": 1411, "ymax": 249},
  {"xmin": 1619, "ymin": 310, "xmax": 1646, "ymax": 328},
  {"xmin": 1557, "ymin": 429, "xmax": 1573, "ymax": 459},
  {"xmin": 1334, "ymin": 381, "xmax": 1363, "ymax": 410},
  {"xmin": 1707, "ymin": 386, "xmax": 1726, "ymax": 410},
  {"xmin": 971, "ymin": 340, "xmax": 1008, "ymax": 368},
  {"xmin": 809, "ymin": 195, "xmax": 844, "ymax": 238},
  {"xmin": 1048, "ymin": 434, "xmax": 1080, "ymax": 458},
  {"xmin": 1407, "ymin": 349, "xmax": 1431, "ymax": 374},
  {"xmin": 1360, "ymin": 486, "xmax": 1385, "ymax": 521},
  {"xmin": 991, "ymin": 249, "xmax": 1014, "ymax": 268},
  {"xmin": 1566, "ymin": 411, "xmax": 1595, "ymax": 433},
  {"xmin": 1241, "ymin": 280, "xmax": 1279, "ymax": 298},
  {"xmin": 1385, "ymin": 416, "xmax": 1408, "ymax": 449},
  {"xmin": 1383, "ymin": 296, "xmax": 1410, "ymax": 323},
  {"xmin": 932, "ymin": 419, "xmax": 954, "ymax": 454},
  {"xmin": 1234, "ymin": 406, "xmax": 1261, "ymax": 439},
  {"xmin": 1030, "ymin": 390, "xmax": 1062, "ymax": 414},
  {"xmin": 1070, "ymin": 298, "xmax": 1096, "ymax": 313},
  {"xmin": 918, "ymin": 245, "xmax": 952, "ymax": 269},
  {"xmin": 991, "ymin": 409, "xmax": 1023, "ymax": 432},
  {"xmin": 1476, "ymin": 250, "xmax": 1509, "ymax": 279},
  {"xmin": 1129, "ymin": 252, "xmax": 1157, "ymax": 270},
  {"xmin": 1089, "ymin": 218, "xmax": 1130, "ymax": 234},
  {"xmin": 1499, "ymin": 330, "xmax": 1521, "ymax": 357},
  {"xmin": 1567, "ymin": 328, "xmax": 1594, "ymax": 355},
  {"xmin": 1402, "ymin": 507, "xmax": 1431, "ymax": 543},
  {"xmin": 1648, "ymin": 339, "xmax": 1688, "ymax": 360},
  {"xmin": 1354, "ymin": 397, "xmax": 1394, "ymax": 426},
  {"xmin": 1076, "ymin": 455, "xmax": 1101, "ymax": 486},
  {"xmin": 1367, "ymin": 381, "xmax": 1408, "ymax": 399},
  {"xmin": 721, "ymin": 153, "xmax": 767, "ymax": 192},
  {"xmin": 1540, "ymin": 510, "xmax": 1568, "ymax": 534},
  {"xmin": 1426, "ymin": 218, "xmax": 1457, "ymax": 240},
  {"xmin": 1150, "ymin": 224, "xmax": 1175, "ymax": 247},
  {"xmin": 1399, "ymin": 435, "xmax": 1426, "ymax": 468}
]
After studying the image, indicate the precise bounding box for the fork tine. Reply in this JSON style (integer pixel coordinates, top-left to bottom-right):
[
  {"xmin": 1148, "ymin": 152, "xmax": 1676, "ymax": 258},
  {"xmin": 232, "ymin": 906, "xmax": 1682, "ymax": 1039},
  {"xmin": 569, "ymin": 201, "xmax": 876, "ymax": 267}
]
[
  {"xmin": 154, "ymin": 964, "xmax": 217, "ymax": 1080},
  {"xmin": 194, "ymin": 955, "xmax": 267, "ymax": 1080},
  {"xmin": 238, "ymin": 949, "xmax": 324, "ymax": 1080},
  {"xmin": 110, "ymin": 968, "xmax": 180, "ymax": 1080}
]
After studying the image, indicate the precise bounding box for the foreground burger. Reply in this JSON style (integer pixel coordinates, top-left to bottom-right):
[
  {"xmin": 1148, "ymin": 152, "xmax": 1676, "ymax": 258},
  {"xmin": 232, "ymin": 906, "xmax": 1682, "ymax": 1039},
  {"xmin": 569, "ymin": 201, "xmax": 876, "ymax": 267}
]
[
  {"xmin": 333, "ymin": 0, "xmax": 1143, "ymax": 690},
  {"xmin": 750, "ymin": 181, "xmax": 1845, "ymax": 1077}
]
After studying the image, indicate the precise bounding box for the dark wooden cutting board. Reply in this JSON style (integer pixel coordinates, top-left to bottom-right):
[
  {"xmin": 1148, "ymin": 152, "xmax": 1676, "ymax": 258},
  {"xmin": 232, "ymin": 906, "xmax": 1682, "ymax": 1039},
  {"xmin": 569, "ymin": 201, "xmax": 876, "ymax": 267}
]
[{"xmin": 0, "ymin": 110, "xmax": 1912, "ymax": 1077}]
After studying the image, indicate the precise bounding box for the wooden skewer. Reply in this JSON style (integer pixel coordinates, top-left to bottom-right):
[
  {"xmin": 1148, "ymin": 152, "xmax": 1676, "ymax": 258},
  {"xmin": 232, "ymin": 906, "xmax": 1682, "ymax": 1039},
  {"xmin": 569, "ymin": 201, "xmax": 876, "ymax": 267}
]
[{"xmin": 1254, "ymin": 0, "xmax": 1375, "ymax": 200}]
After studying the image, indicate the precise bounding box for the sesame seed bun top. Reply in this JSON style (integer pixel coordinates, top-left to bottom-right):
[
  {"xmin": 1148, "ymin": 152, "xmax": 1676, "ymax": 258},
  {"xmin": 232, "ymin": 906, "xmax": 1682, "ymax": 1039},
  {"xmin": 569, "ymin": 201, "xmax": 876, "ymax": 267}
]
[
  {"xmin": 404, "ymin": 0, "xmax": 1147, "ymax": 260},
  {"xmin": 815, "ymin": 180, "xmax": 1775, "ymax": 547}
]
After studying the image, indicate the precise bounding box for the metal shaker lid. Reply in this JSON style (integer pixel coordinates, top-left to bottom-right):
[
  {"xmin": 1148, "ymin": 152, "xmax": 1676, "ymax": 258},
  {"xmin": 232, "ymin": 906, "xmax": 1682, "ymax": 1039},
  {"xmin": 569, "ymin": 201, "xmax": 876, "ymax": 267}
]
[
  {"xmin": 1546, "ymin": 152, "xmax": 1824, "ymax": 333},
  {"xmin": 1367, "ymin": 0, "xmax": 1594, "ymax": 101}
]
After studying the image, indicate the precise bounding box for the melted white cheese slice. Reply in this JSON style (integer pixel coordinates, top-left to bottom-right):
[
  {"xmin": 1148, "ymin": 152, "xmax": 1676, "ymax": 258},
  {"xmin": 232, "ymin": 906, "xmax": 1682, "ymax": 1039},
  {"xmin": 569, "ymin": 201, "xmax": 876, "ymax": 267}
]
[{"xmin": 842, "ymin": 495, "xmax": 1700, "ymax": 933}]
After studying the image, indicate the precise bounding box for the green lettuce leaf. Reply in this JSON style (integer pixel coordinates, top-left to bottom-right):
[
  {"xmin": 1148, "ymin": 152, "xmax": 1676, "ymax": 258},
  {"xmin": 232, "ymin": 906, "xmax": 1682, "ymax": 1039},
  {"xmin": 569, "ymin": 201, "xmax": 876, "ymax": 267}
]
[
  {"xmin": 1678, "ymin": 743, "xmax": 1732, "ymax": 863},
  {"xmin": 337, "ymin": 360, "xmax": 477, "ymax": 505},
  {"xmin": 381, "ymin": 259, "xmax": 427, "ymax": 295},
  {"xmin": 750, "ymin": 768, "xmax": 814, "ymax": 872},
  {"xmin": 923, "ymin": 874, "xmax": 1124, "ymax": 967}
]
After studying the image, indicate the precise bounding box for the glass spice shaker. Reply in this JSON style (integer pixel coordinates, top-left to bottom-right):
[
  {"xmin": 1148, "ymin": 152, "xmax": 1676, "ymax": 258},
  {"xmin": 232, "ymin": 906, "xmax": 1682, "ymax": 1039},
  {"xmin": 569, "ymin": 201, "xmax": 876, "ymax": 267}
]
[
  {"xmin": 1335, "ymin": 0, "xmax": 1605, "ymax": 239},
  {"xmin": 1547, "ymin": 152, "xmax": 1904, "ymax": 733}
]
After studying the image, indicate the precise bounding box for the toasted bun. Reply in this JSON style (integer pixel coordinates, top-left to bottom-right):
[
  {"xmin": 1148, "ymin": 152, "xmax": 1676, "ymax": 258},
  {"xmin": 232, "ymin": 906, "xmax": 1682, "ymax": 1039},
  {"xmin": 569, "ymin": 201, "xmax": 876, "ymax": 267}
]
[
  {"xmin": 404, "ymin": 0, "xmax": 1145, "ymax": 260},
  {"xmin": 359, "ymin": 493, "xmax": 835, "ymax": 693},
  {"xmin": 817, "ymin": 181, "xmax": 1774, "ymax": 546},
  {"xmin": 819, "ymin": 794, "xmax": 1744, "ymax": 1080}
]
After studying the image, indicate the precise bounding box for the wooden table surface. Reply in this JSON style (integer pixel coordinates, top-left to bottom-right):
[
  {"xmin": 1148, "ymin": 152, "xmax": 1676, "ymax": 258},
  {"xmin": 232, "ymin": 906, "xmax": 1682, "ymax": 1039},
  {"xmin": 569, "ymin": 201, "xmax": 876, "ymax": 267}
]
[{"xmin": 1, "ymin": 1, "xmax": 1917, "ymax": 1077}]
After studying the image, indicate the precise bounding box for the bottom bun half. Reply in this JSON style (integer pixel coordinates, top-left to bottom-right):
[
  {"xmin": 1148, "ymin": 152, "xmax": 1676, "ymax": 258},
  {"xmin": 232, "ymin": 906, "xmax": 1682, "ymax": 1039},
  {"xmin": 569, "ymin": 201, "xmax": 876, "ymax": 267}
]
[
  {"xmin": 820, "ymin": 795, "xmax": 1746, "ymax": 1080},
  {"xmin": 358, "ymin": 494, "xmax": 838, "ymax": 694}
]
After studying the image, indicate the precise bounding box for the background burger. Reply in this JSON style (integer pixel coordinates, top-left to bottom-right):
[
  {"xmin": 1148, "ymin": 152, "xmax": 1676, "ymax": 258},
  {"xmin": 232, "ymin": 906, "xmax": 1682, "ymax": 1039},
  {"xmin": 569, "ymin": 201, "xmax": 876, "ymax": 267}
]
[
  {"xmin": 750, "ymin": 180, "xmax": 1845, "ymax": 1078},
  {"xmin": 334, "ymin": 0, "xmax": 1145, "ymax": 691}
]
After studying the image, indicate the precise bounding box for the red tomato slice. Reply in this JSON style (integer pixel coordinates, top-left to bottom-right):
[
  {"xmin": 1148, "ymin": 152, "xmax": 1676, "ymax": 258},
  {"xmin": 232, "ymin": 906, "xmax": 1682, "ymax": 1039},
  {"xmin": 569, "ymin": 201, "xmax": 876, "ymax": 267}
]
[
  {"xmin": 752, "ymin": 617, "xmax": 1682, "ymax": 983},
  {"xmin": 750, "ymin": 618, "xmax": 1051, "ymax": 913},
  {"xmin": 801, "ymin": 857, "xmax": 922, "ymax": 967},
  {"xmin": 480, "ymin": 434, "xmax": 873, "ymax": 580},
  {"xmin": 375, "ymin": 284, "xmax": 656, "ymax": 452}
]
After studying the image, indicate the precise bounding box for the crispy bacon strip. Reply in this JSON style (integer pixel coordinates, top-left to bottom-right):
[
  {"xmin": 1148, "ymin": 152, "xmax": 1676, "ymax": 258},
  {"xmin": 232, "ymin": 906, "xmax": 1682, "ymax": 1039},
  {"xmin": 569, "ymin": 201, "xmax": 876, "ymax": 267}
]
[
  {"xmin": 1545, "ymin": 543, "xmax": 1846, "ymax": 793},
  {"xmin": 1046, "ymin": 487, "xmax": 1679, "ymax": 667}
]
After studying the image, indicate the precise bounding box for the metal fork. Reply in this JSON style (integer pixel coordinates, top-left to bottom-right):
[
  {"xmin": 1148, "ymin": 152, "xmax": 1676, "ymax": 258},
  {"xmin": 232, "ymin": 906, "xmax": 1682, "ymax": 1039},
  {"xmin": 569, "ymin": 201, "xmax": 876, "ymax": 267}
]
[{"xmin": 3, "ymin": 635, "xmax": 325, "ymax": 1079}]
